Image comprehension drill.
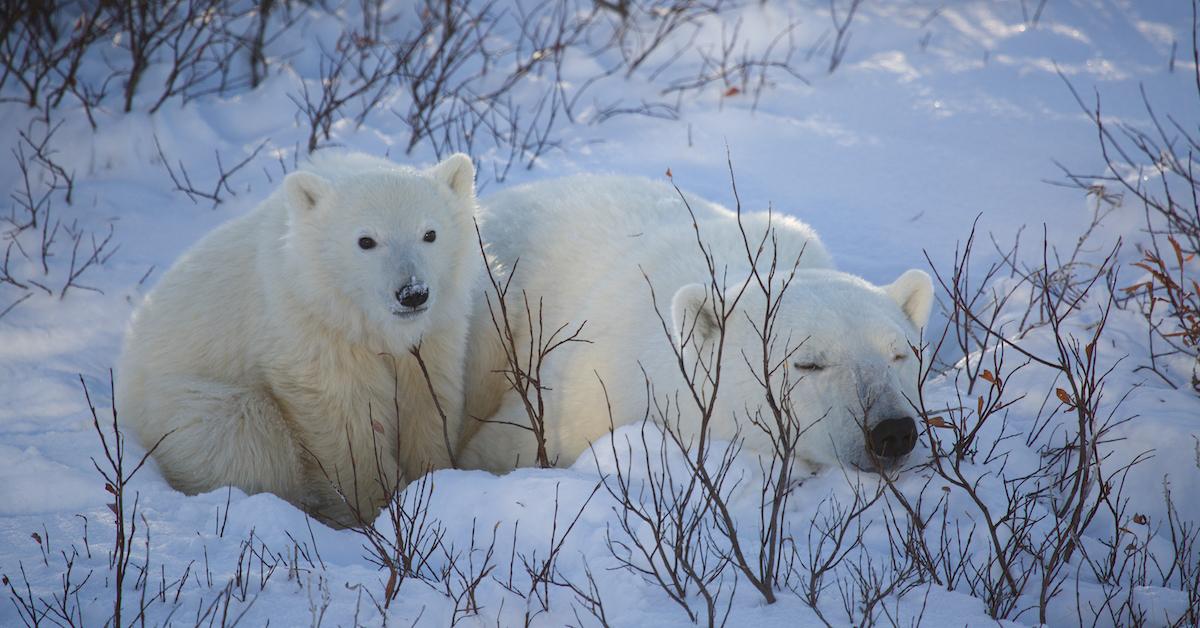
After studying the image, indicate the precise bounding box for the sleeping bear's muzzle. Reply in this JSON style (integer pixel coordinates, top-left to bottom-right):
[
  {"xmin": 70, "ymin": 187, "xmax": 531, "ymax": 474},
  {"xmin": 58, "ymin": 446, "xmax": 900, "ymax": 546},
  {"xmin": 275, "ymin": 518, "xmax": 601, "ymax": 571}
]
[{"xmin": 867, "ymin": 416, "xmax": 917, "ymax": 460}]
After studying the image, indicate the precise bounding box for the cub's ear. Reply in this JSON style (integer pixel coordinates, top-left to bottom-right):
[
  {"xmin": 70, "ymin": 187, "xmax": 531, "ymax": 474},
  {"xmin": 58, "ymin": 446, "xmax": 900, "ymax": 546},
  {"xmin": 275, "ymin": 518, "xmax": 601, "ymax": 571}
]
[
  {"xmin": 671, "ymin": 283, "xmax": 719, "ymax": 350},
  {"xmin": 284, "ymin": 171, "xmax": 333, "ymax": 216},
  {"xmin": 429, "ymin": 153, "xmax": 475, "ymax": 200},
  {"xmin": 886, "ymin": 269, "xmax": 934, "ymax": 328}
]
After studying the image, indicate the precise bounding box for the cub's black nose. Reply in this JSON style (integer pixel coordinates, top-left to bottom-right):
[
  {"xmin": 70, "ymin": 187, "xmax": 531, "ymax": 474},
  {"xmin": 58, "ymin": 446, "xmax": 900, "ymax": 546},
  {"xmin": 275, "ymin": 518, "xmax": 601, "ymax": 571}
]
[
  {"xmin": 395, "ymin": 284, "xmax": 429, "ymax": 308},
  {"xmin": 868, "ymin": 417, "xmax": 917, "ymax": 458}
]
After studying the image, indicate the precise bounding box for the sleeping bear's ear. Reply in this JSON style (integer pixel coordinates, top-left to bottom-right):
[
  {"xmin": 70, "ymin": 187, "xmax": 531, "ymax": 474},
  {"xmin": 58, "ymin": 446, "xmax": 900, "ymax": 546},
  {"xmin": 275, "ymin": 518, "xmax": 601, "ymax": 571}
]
[
  {"xmin": 284, "ymin": 171, "xmax": 333, "ymax": 216},
  {"xmin": 885, "ymin": 269, "xmax": 934, "ymax": 328},
  {"xmin": 429, "ymin": 153, "xmax": 475, "ymax": 201},
  {"xmin": 671, "ymin": 283, "xmax": 720, "ymax": 350}
]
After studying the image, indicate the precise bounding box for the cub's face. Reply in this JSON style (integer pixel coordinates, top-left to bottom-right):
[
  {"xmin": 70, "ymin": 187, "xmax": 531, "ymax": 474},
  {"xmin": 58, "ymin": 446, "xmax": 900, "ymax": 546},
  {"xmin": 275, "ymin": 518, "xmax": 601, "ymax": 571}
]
[
  {"xmin": 282, "ymin": 154, "xmax": 475, "ymax": 345},
  {"xmin": 672, "ymin": 269, "xmax": 934, "ymax": 471}
]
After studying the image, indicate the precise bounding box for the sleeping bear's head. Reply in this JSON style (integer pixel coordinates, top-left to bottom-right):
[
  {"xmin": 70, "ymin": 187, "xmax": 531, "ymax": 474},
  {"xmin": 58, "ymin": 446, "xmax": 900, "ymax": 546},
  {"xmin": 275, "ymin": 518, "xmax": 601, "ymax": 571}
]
[
  {"xmin": 281, "ymin": 153, "xmax": 476, "ymax": 349},
  {"xmin": 671, "ymin": 268, "xmax": 934, "ymax": 471}
]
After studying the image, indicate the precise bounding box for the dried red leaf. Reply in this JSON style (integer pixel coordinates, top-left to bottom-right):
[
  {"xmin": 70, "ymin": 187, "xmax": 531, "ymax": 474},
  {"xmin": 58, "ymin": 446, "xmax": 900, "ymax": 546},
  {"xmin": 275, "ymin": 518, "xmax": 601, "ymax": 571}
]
[
  {"xmin": 926, "ymin": 416, "xmax": 953, "ymax": 429},
  {"xmin": 30, "ymin": 532, "xmax": 41, "ymax": 545},
  {"xmin": 1055, "ymin": 388, "xmax": 1072, "ymax": 405},
  {"xmin": 1133, "ymin": 513, "xmax": 1148, "ymax": 525},
  {"xmin": 723, "ymin": 86, "xmax": 741, "ymax": 97}
]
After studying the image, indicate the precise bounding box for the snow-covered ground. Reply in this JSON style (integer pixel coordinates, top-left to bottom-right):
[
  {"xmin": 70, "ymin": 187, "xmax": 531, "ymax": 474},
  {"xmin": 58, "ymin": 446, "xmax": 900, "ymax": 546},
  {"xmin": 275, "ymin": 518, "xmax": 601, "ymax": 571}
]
[{"xmin": 2, "ymin": 1, "xmax": 1197, "ymax": 626}]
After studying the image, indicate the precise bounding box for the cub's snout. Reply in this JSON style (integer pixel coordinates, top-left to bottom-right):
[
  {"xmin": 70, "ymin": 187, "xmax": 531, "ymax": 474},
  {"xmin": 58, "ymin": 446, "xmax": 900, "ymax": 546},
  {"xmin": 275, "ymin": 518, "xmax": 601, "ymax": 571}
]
[{"xmin": 395, "ymin": 281, "xmax": 429, "ymax": 309}]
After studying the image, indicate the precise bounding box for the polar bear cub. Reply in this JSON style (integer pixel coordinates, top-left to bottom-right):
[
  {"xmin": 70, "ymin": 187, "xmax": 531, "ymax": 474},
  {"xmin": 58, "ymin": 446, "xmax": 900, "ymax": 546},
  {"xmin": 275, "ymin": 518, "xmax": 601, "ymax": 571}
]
[
  {"xmin": 459, "ymin": 175, "xmax": 933, "ymax": 472},
  {"xmin": 117, "ymin": 151, "xmax": 477, "ymax": 527}
]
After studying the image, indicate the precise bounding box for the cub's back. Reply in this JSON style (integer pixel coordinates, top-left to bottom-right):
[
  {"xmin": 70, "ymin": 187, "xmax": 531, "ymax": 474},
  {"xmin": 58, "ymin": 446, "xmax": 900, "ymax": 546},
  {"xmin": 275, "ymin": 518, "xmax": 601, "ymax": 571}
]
[{"xmin": 118, "ymin": 200, "xmax": 279, "ymax": 408}]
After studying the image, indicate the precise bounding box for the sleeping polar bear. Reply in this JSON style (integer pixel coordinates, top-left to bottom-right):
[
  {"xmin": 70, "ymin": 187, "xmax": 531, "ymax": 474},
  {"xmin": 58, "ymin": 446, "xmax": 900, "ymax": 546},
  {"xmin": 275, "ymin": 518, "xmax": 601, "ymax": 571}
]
[{"xmin": 458, "ymin": 174, "xmax": 933, "ymax": 472}]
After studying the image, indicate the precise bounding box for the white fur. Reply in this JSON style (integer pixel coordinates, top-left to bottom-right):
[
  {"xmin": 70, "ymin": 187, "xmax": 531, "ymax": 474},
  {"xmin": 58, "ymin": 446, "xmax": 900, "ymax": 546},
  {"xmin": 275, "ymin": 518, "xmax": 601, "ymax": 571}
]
[
  {"xmin": 117, "ymin": 152, "xmax": 478, "ymax": 527},
  {"xmin": 458, "ymin": 175, "xmax": 933, "ymax": 471}
]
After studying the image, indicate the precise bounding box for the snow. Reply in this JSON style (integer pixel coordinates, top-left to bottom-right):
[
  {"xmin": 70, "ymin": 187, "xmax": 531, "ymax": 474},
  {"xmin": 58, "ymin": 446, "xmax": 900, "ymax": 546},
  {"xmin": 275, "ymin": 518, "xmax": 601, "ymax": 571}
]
[{"xmin": 2, "ymin": 1, "xmax": 1197, "ymax": 626}]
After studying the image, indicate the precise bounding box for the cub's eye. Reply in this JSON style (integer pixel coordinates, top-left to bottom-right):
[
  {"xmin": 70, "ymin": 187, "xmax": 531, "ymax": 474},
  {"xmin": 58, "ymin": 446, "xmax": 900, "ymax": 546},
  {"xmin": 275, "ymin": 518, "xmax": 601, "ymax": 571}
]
[
  {"xmin": 794, "ymin": 362, "xmax": 824, "ymax": 372},
  {"xmin": 358, "ymin": 236, "xmax": 377, "ymax": 250},
  {"xmin": 423, "ymin": 230, "xmax": 437, "ymax": 243}
]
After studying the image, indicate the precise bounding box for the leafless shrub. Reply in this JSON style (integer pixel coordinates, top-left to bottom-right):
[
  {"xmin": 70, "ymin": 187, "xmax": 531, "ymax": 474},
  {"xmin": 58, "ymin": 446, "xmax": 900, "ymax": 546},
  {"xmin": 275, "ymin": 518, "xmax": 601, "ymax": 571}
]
[
  {"xmin": 80, "ymin": 371, "xmax": 170, "ymax": 628},
  {"xmin": 1, "ymin": 0, "xmax": 302, "ymax": 120},
  {"xmin": 790, "ymin": 481, "xmax": 884, "ymax": 626},
  {"xmin": 301, "ymin": 364, "xmax": 476, "ymax": 612},
  {"xmin": 607, "ymin": 0, "xmax": 729, "ymax": 78},
  {"xmin": 1055, "ymin": 3, "xmax": 1200, "ymax": 392},
  {"xmin": 16, "ymin": 115, "xmax": 74, "ymax": 206},
  {"xmin": 281, "ymin": 0, "xmax": 808, "ymax": 180},
  {"xmin": 877, "ymin": 196, "xmax": 1194, "ymax": 628},
  {"xmin": 0, "ymin": 1, "xmax": 114, "ymax": 110},
  {"xmin": 596, "ymin": 161, "xmax": 857, "ymax": 624},
  {"xmin": 111, "ymin": 0, "xmax": 244, "ymax": 113},
  {"xmin": 642, "ymin": 162, "xmax": 839, "ymax": 610},
  {"xmin": 290, "ymin": 27, "xmax": 413, "ymax": 153},
  {"xmin": 242, "ymin": 0, "xmax": 276, "ymax": 88},
  {"xmin": 1020, "ymin": 0, "xmax": 1049, "ymax": 30},
  {"xmin": 474, "ymin": 222, "xmax": 590, "ymax": 469},
  {"xmin": 315, "ymin": 408, "xmax": 601, "ymax": 624},
  {"xmin": 562, "ymin": 557, "xmax": 611, "ymax": 628},
  {"xmin": 153, "ymin": 135, "xmax": 268, "ymax": 208},
  {"xmin": 357, "ymin": 467, "xmax": 446, "ymax": 608},
  {"xmin": 145, "ymin": 0, "xmax": 254, "ymax": 113},
  {"xmin": 297, "ymin": 390, "xmax": 442, "ymax": 578},
  {"xmin": 5, "ymin": 0, "xmax": 815, "ymax": 189},
  {"xmin": 6, "ymin": 114, "xmax": 64, "ymax": 231},
  {"xmin": 393, "ymin": 0, "xmax": 495, "ymax": 155},
  {"xmin": 2, "ymin": 81, "xmax": 114, "ymax": 314},
  {"xmin": 498, "ymin": 482, "xmax": 602, "ymax": 625},
  {"xmin": 598, "ymin": 409, "xmax": 737, "ymax": 627},
  {"xmin": 825, "ymin": 0, "xmax": 864, "ymax": 74},
  {"xmin": 834, "ymin": 532, "xmax": 920, "ymax": 628},
  {"xmin": 59, "ymin": 221, "xmax": 117, "ymax": 299},
  {"xmin": 592, "ymin": 262, "xmax": 748, "ymax": 627},
  {"xmin": 662, "ymin": 16, "xmax": 807, "ymax": 111},
  {"xmin": 1159, "ymin": 483, "xmax": 1200, "ymax": 626},
  {"xmin": 2, "ymin": 533, "xmax": 93, "ymax": 628},
  {"xmin": 435, "ymin": 520, "xmax": 498, "ymax": 625},
  {"xmin": 2, "ymin": 128, "xmax": 117, "ymax": 307},
  {"xmin": 1125, "ymin": 241, "xmax": 1200, "ymax": 390},
  {"xmin": 0, "ymin": 495, "xmax": 316, "ymax": 628}
]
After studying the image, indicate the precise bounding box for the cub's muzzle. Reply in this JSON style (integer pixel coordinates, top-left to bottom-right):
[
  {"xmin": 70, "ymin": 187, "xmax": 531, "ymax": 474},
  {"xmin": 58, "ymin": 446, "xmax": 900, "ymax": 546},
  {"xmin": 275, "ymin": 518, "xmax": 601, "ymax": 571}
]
[{"xmin": 395, "ymin": 282, "xmax": 429, "ymax": 309}]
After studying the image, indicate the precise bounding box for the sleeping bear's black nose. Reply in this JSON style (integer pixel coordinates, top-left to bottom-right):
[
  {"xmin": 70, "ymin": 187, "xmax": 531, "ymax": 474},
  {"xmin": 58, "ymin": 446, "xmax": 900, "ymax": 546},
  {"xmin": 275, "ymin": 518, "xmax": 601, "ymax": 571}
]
[
  {"xmin": 395, "ymin": 283, "xmax": 429, "ymax": 308},
  {"xmin": 868, "ymin": 417, "xmax": 917, "ymax": 458}
]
